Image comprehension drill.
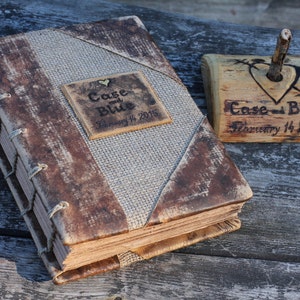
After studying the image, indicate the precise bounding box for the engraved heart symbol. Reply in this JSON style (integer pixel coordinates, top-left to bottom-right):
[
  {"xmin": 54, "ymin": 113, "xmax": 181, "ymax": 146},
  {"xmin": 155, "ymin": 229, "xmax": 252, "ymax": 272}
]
[
  {"xmin": 250, "ymin": 63, "xmax": 296, "ymax": 104},
  {"xmin": 98, "ymin": 79, "xmax": 110, "ymax": 87}
]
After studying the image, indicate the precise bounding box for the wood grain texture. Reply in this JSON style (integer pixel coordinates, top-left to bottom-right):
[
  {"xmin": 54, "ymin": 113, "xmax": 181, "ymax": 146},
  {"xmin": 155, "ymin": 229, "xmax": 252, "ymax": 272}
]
[
  {"xmin": 180, "ymin": 144, "xmax": 300, "ymax": 262},
  {"xmin": 201, "ymin": 54, "xmax": 300, "ymax": 142},
  {"xmin": 109, "ymin": 0, "xmax": 300, "ymax": 30},
  {"xmin": 0, "ymin": 0, "xmax": 299, "ymax": 298},
  {"xmin": 0, "ymin": 236, "xmax": 299, "ymax": 300}
]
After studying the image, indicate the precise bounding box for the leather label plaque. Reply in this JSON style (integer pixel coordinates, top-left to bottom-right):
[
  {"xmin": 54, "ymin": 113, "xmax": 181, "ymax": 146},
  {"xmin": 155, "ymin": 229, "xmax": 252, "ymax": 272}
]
[{"xmin": 61, "ymin": 72, "xmax": 172, "ymax": 140}]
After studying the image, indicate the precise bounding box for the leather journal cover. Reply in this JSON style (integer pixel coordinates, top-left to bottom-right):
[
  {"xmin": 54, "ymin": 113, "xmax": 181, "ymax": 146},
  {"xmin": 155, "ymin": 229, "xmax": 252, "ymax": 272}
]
[{"xmin": 0, "ymin": 16, "xmax": 252, "ymax": 284}]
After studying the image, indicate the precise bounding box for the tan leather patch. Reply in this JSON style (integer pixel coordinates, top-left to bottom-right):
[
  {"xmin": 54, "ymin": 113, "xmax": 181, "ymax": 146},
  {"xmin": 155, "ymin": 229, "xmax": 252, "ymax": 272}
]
[{"xmin": 61, "ymin": 72, "xmax": 172, "ymax": 140}]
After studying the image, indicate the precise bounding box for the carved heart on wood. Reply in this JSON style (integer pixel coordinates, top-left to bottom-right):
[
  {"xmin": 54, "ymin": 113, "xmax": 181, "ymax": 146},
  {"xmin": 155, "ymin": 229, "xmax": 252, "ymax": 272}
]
[{"xmin": 250, "ymin": 63, "xmax": 296, "ymax": 105}]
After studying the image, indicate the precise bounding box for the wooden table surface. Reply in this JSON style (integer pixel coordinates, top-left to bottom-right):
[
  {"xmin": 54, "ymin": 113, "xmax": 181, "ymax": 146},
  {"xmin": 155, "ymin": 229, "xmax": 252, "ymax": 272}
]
[{"xmin": 0, "ymin": 1, "xmax": 299, "ymax": 299}]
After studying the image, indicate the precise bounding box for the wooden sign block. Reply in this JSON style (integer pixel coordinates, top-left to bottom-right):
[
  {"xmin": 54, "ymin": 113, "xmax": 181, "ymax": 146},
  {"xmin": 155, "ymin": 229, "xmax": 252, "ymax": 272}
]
[{"xmin": 201, "ymin": 30, "xmax": 300, "ymax": 142}]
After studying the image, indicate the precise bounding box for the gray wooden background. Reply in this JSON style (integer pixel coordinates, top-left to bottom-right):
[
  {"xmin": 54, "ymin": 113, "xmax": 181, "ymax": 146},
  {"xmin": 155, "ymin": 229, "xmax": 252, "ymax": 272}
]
[{"xmin": 109, "ymin": 0, "xmax": 300, "ymax": 30}]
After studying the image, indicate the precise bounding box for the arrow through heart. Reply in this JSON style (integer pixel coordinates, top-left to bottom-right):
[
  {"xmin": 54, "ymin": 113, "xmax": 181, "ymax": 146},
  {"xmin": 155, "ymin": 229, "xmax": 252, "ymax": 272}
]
[{"xmin": 250, "ymin": 63, "xmax": 297, "ymax": 105}]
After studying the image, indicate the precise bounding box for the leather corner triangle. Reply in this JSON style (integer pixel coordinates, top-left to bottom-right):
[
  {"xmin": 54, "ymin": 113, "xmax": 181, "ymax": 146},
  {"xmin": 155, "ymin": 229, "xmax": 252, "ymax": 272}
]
[
  {"xmin": 147, "ymin": 118, "xmax": 252, "ymax": 226},
  {"xmin": 58, "ymin": 16, "xmax": 181, "ymax": 83}
]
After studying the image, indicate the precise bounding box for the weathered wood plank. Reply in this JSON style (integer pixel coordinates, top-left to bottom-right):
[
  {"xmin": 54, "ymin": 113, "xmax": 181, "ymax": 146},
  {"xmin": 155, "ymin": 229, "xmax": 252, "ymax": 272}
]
[
  {"xmin": 0, "ymin": 174, "xmax": 28, "ymax": 236},
  {"xmin": 0, "ymin": 235, "xmax": 299, "ymax": 299},
  {"xmin": 110, "ymin": 0, "xmax": 300, "ymax": 30}
]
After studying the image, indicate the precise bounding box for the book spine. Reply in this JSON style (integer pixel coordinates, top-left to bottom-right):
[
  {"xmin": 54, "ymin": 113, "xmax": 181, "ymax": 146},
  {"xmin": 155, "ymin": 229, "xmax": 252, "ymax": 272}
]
[
  {"xmin": 0, "ymin": 118, "xmax": 60, "ymax": 252},
  {"xmin": 0, "ymin": 119, "xmax": 62, "ymax": 279}
]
